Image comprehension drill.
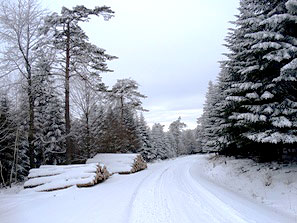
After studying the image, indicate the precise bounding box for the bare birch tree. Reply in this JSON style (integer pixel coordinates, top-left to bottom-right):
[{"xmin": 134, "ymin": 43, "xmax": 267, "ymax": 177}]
[{"xmin": 0, "ymin": 0, "xmax": 45, "ymax": 168}]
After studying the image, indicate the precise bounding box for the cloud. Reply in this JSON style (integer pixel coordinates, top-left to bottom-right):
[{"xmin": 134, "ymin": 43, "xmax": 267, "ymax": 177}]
[{"xmin": 42, "ymin": 0, "xmax": 239, "ymax": 130}]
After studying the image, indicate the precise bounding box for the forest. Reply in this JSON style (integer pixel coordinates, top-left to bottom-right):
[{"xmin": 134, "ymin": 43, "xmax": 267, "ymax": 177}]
[
  {"xmin": 0, "ymin": 0, "xmax": 297, "ymax": 188},
  {"xmin": 0, "ymin": 0, "xmax": 198, "ymax": 186}
]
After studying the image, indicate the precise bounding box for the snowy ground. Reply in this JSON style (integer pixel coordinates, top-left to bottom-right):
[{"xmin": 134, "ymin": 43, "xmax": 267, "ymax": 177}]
[
  {"xmin": 0, "ymin": 155, "xmax": 296, "ymax": 223},
  {"xmin": 201, "ymin": 154, "xmax": 297, "ymax": 218}
]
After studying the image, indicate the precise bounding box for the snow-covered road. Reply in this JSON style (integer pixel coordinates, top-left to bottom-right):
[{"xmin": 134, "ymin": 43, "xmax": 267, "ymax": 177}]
[
  {"xmin": 128, "ymin": 156, "xmax": 295, "ymax": 223},
  {"xmin": 0, "ymin": 155, "xmax": 295, "ymax": 223}
]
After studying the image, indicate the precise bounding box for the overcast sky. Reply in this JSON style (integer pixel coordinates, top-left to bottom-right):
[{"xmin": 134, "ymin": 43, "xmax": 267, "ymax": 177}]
[{"xmin": 42, "ymin": 0, "xmax": 239, "ymax": 130}]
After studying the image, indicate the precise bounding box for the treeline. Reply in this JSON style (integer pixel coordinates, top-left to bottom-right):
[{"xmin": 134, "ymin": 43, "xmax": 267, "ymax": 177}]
[
  {"xmin": 0, "ymin": 0, "xmax": 119, "ymax": 186},
  {"xmin": 197, "ymin": 0, "xmax": 297, "ymax": 162}
]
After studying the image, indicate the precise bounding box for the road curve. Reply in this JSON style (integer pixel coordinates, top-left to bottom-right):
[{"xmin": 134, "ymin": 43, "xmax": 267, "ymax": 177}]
[{"xmin": 128, "ymin": 156, "xmax": 295, "ymax": 223}]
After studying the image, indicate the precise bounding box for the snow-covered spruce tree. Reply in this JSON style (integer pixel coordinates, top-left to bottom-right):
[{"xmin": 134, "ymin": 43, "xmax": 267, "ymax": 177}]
[
  {"xmin": 99, "ymin": 106, "xmax": 123, "ymax": 153},
  {"xmin": 168, "ymin": 117, "xmax": 187, "ymax": 156},
  {"xmin": 136, "ymin": 113, "xmax": 153, "ymax": 161},
  {"xmin": 165, "ymin": 131, "xmax": 178, "ymax": 158},
  {"xmin": 150, "ymin": 123, "xmax": 168, "ymax": 160},
  {"xmin": 0, "ymin": 96, "xmax": 16, "ymax": 185},
  {"xmin": 33, "ymin": 56, "xmax": 65, "ymax": 166},
  {"xmin": 88, "ymin": 106, "xmax": 105, "ymax": 155},
  {"xmin": 100, "ymin": 79, "xmax": 146, "ymax": 153},
  {"xmin": 70, "ymin": 77, "xmax": 105, "ymax": 160},
  {"xmin": 121, "ymin": 107, "xmax": 141, "ymax": 153},
  {"xmin": 198, "ymin": 81, "xmax": 221, "ymax": 153},
  {"xmin": 40, "ymin": 5, "xmax": 117, "ymax": 163},
  {"xmin": 181, "ymin": 129, "xmax": 198, "ymax": 154},
  {"xmin": 6, "ymin": 91, "xmax": 30, "ymax": 184},
  {"xmin": 246, "ymin": 0, "xmax": 297, "ymax": 156},
  {"xmin": 219, "ymin": 0, "xmax": 297, "ymax": 159},
  {"xmin": 216, "ymin": 0, "xmax": 269, "ymax": 156},
  {"xmin": 210, "ymin": 67, "xmax": 237, "ymax": 155},
  {"xmin": 194, "ymin": 126, "xmax": 203, "ymax": 153},
  {"xmin": 164, "ymin": 132, "xmax": 177, "ymax": 158},
  {"xmin": 73, "ymin": 105, "xmax": 106, "ymax": 160}
]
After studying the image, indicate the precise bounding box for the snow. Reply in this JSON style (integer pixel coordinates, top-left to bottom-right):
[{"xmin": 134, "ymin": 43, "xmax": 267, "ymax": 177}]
[
  {"xmin": 202, "ymin": 155, "xmax": 297, "ymax": 219},
  {"xmin": 260, "ymin": 91, "xmax": 274, "ymax": 100},
  {"xmin": 272, "ymin": 116, "xmax": 292, "ymax": 128},
  {"xmin": 286, "ymin": 0, "xmax": 297, "ymax": 13},
  {"xmin": 24, "ymin": 163, "xmax": 105, "ymax": 192},
  {"xmin": 230, "ymin": 113, "xmax": 267, "ymax": 122},
  {"xmin": 1, "ymin": 155, "xmax": 296, "ymax": 223},
  {"xmin": 245, "ymin": 92, "xmax": 259, "ymax": 99},
  {"xmin": 251, "ymin": 42, "xmax": 282, "ymax": 50},
  {"xmin": 247, "ymin": 132, "xmax": 297, "ymax": 144},
  {"xmin": 0, "ymin": 155, "xmax": 297, "ymax": 223},
  {"xmin": 86, "ymin": 153, "xmax": 140, "ymax": 174},
  {"xmin": 231, "ymin": 82, "xmax": 262, "ymax": 90}
]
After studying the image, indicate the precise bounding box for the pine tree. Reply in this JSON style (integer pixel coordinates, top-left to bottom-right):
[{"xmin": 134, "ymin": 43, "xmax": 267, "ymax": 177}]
[
  {"xmin": 40, "ymin": 5, "xmax": 117, "ymax": 163},
  {"xmin": 198, "ymin": 81, "xmax": 221, "ymax": 152},
  {"xmin": 168, "ymin": 117, "xmax": 187, "ymax": 155},
  {"xmin": 217, "ymin": 0, "xmax": 297, "ymax": 159},
  {"xmin": 33, "ymin": 55, "xmax": 65, "ymax": 165},
  {"xmin": 166, "ymin": 131, "xmax": 178, "ymax": 157},
  {"xmin": 182, "ymin": 129, "xmax": 198, "ymax": 154},
  {"xmin": 150, "ymin": 123, "xmax": 168, "ymax": 160},
  {"xmin": 100, "ymin": 79, "xmax": 146, "ymax": 154},
  {"xmin": 164, "ymin": 132, "xmax": 177, "ymax": 158},
  {"xmin": 0, "ymin": 96, "xmax": 15, "ymax": 185},
  {"xmin": 0, "ymin": 93, "xmax": 30, "ymax": 185},
  {"xmin": 136, "ymin": 113, "xmax": 153, "ymax": 161}
]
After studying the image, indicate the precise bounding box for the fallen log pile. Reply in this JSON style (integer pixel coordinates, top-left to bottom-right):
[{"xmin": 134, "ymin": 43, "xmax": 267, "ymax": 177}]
[
  {"xmin": 86, "ymin": 153, "xmax": 147, "ymax": 174},
  {"xmin": 24, "ymin": 163, "xmax": 109, "ymax": 192}
]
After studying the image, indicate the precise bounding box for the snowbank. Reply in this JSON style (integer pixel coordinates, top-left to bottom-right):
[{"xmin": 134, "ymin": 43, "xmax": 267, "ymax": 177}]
[
  {"xmin": 200, "ymin": 154, "xmax": 297, "ymax": 217},
  {"xmin": 86, "ymin": 153, "xmax": 147, "ymax": 174},
  {"xmin": 24, "ymin": 163, "xmax": 109, "ymax": 192}
]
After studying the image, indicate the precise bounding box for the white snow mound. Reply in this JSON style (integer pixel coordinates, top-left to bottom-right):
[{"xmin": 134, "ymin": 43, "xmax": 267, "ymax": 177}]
[{"xmin": 86, "ymin": 153, "xmax": 147, "ymax": 174}]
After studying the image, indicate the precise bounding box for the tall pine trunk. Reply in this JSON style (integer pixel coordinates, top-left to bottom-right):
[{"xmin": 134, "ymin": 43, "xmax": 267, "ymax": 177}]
[{"xmin": 65, "ymin": 22, "xmax": 72, "ymax": 163}]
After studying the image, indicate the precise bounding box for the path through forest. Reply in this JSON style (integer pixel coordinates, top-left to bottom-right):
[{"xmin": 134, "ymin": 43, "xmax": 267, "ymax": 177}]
[{"xmin": 0, "ymin": 156, "xmax": 295, "ymax": 223}]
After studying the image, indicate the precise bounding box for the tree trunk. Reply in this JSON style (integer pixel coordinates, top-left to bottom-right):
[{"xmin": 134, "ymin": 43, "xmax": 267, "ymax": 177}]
[
  {"xmin": 28, "ymin": 77, "xmax": 35, "ymax": 168},
  {"xmin": 65, "ymin": 22, "xmax": 72, "ymax": 164},
  {"xmin": 24, "ymin": 23, "xmax": 35, "ymax": 169},
  {"xmin": 86, "ymin": 113, "xmax": 90, "ymax": 158}
]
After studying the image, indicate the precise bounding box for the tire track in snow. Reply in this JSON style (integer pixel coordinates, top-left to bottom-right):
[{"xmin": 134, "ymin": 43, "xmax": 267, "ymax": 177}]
[
  {"xmin": 127, "ymin": 156, "xmax": 295, "ymax": 223},
  {"xmin": 171, "ymin": 160, "xmax": 249, "ymax": 223},
  {"xmin": 128, "ymin": 165, "xmax": 172, "ymax": 223}
]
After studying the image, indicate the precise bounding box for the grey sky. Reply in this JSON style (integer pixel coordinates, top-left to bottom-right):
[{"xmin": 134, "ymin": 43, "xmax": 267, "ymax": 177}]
[{"xmin": 42, "ymin": 0, "xmax": 239, "ymax": 130}]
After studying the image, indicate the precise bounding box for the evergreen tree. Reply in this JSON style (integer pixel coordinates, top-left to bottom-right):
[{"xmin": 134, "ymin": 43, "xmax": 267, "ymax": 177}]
[
  {"xmin": 216, "ymin": 0, "xmax": 297, "ymax": 159},
  {"xmin": 0, "ymin": 93, "xmax": 30, "ymax": 185},
  {"xmin": 198, "ymin": 81, "xmax": 221, "ymax": 152},
  {"xmin": 99, "ymin": 106, "xmax": 139, "ymax": 153},
  {"xmin": 0, "ymin": 96, "xmax": 15, "ymax": 185},
  {"xmin": 40, "ymin": 5, "xmax": 116, "ymax": 163},
  {"xmin": 168, "ymin": 117, "xmax": 187, "ymax": 155},
  {"xmin": 166, "ymin": 131, "xmax": 178, "ymax": 157},
  {"xmin": 182, "ymin": 129, "xmax": 198, "ymax": 154},
  {"xmin": 99, "ymin": 79, "xmax": 146, "ymax": 154},
  {"xmin": 150, "ymin": 123, "xmax": 168, "ymax": 160},
  {"xmin": 164, "ymin": 132, "xmax": 177, "ymax": 158},
  {"xmin": 136, "ymin": 113, "xmax": 153, "ymax": 161},
  {"xmin": 33, "ymin": 57, "xmax": 65, "ymax": 165}
]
